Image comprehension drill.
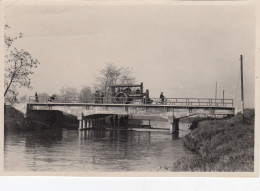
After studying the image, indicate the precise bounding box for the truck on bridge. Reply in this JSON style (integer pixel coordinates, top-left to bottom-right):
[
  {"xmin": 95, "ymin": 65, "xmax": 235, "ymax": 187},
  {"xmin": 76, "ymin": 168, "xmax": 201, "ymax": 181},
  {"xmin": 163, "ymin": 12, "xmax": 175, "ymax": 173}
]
[{"xmin": 110, "ymin": 82, "xmax": 152, "ymax": 104}]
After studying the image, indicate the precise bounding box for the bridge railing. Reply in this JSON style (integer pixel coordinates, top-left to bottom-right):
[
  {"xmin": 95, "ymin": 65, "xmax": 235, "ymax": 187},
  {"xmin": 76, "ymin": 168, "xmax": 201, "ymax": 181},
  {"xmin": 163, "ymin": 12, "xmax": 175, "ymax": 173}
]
[
  {"xmin": 29, "ymin": 96, "xmax": 234, "ymax": 107},
  {"xmin": 155, "ymin": 98, "xmax": 234, "ymax": 107}
]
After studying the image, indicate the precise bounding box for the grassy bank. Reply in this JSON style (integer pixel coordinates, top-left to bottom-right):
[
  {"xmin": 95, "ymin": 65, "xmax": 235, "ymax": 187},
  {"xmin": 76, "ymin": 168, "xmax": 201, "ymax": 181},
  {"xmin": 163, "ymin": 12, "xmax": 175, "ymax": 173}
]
[{"xmin": 172, "ymin": 109, "xmax": 255, "ymax": 172}]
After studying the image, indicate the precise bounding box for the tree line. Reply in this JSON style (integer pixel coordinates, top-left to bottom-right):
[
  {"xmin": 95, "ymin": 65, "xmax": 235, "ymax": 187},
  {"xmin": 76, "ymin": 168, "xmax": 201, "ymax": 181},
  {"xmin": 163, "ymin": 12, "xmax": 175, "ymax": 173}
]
[
  {"xmin": 4, "ymin": 26, "xmax": 136, "ymax": 104},
  {"xmin": 37, "ymin": 64, "xmax": 136, "ymax": 102}
]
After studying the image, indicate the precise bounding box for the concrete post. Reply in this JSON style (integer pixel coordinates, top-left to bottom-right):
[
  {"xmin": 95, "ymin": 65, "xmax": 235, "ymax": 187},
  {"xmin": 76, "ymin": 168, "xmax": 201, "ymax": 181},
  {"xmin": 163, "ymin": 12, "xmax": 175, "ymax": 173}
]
[
  {"xmin": 78, "ymin": 113, "xmax": 84, "ymax": 130},
  {"xmin": 86, "ymin": 120, "xmax": 89, "ymax": 128},
  {"xmin": 83, "ymin": 120, "xmax": 85, "ymax": 129},
  {"xmin": 186, "ymin": 109, "xmax": 189, "ymax": 116},
  {"xmin": 78, "ymin": 120, "xmax": 82, "ymax": 130},
  {"xmin": 169, "ymin": 122, "xmax": 174, "ymax": 133},
  {"xmin": 169, "ymin": 115, "xmax": 175, "ymax": 133}
]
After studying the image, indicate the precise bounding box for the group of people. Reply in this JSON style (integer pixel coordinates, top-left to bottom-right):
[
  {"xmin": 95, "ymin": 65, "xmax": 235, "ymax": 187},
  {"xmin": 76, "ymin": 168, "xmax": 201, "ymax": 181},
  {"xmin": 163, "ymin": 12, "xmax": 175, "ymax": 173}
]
[
  {"xmin": 35, "ymin": 92, "xmax": 56, "ymax": 103},
  {"xmin": 48, "ymin": 95, "xmax": 56, "ymax": 102},
  {"xmin": 35, "ymin": 92, "xmax": 39, "ymax": 102}
]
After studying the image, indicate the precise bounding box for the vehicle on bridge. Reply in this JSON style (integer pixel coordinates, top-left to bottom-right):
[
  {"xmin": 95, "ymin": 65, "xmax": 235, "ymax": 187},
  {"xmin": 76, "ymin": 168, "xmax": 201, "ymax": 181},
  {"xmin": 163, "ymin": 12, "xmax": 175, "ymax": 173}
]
[{"xmin": 110, "ymin": 82, "xmax": 153, "ymax": 104}]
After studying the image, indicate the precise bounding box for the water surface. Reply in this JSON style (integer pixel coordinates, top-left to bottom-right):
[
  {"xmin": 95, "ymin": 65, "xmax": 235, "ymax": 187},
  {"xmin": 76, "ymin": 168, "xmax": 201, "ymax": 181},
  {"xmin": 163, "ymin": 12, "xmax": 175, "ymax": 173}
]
[{"xmin": 4, "ymin": 122, "xmax": 193, "ymax": 171}]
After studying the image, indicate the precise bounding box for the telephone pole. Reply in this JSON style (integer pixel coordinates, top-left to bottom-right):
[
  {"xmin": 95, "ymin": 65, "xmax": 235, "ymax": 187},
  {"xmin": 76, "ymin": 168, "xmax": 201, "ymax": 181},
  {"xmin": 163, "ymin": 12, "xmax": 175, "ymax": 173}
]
[
  {"xmin": 223, "ymin": 89, "xmax": 225, "ymax": 106},
  {"xmin": 240, "ymin": 55, "xmax": 244, "ymax": 122},
  {"xmin": 215, "ymin": 81, "xmax": 217, "ymax": 105}
]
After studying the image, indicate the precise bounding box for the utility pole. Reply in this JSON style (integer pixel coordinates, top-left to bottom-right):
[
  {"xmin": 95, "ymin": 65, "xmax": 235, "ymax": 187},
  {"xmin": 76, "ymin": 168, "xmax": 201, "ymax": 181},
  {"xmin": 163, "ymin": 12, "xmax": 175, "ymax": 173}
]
[
  {"xmin": 223, "ymin": 89, "xmax": 225, "ymax": 106},
  {"xmin": 215, "ymin": 82, "xmax": 217, "ymax": 105},
  {"xmin": 240, "ymin": 55, "xmax": 245, "ymax": 123}
]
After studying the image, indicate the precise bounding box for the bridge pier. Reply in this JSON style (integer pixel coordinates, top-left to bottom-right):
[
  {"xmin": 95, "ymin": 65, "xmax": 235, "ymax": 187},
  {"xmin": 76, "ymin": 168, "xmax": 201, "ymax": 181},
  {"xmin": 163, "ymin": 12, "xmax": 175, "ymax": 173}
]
[
  {"xmin": 83, "ymin": 120, "xmax": 85, "ymax": 129},
  {"xmin": 78, "ymin": 120, "xmax": 82, "ymax": 130},
  {"xmin": 172, "ymin": 118, "xmax": 180, "ymax": 135},
  {"xmin": 169, "ymin": 116, "xmax": 179, "ymax": 135},
  {"xmin": 78, "ymin": 119, "xmax": 94, "ymax": 130}
]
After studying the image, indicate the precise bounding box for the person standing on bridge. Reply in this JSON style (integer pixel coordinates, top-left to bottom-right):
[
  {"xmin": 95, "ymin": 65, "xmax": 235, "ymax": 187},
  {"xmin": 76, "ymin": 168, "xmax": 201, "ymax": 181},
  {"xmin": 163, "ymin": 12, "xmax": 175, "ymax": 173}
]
[
  {"xmin": 160, "ymin": 92, "xmax": 165, "ymax": 104},
  {"xmin": 95, "ymin": 91, "xmax": 100, "ymax": 103},
  {"xmin": 35, "ymin": 92, "xmax": 39, "ymax": 103},
  {"xmin": 100, "ymin": 92, "xmax": 104, "ymax": 104}
]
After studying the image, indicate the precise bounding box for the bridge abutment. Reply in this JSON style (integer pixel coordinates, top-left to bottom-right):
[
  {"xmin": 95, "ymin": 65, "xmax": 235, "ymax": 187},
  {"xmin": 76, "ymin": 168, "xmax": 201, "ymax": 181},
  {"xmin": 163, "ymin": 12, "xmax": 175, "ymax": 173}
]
[
  {"xmin": 169, "ymin": 115, "xmax": 180, "ymax": 135},
  {"xmin": 172, "ymin": 118, "xmax": 180, "ymax": 135}
]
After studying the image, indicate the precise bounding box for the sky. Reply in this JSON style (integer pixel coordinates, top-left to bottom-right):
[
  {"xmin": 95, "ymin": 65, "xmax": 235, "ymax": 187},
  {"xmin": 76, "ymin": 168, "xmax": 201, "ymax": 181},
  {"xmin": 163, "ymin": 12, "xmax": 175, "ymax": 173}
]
[{"xmin": 4, "ymin": 1, "xmax": 256, "ymax": 108}]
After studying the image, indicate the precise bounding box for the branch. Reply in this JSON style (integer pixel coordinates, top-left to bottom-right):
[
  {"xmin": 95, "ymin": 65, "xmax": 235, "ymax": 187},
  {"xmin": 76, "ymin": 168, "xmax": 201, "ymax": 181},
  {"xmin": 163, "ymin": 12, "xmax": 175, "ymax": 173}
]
[{"xmin": 4, "ymin": 70, "xmax": 16, "ymax": 96}]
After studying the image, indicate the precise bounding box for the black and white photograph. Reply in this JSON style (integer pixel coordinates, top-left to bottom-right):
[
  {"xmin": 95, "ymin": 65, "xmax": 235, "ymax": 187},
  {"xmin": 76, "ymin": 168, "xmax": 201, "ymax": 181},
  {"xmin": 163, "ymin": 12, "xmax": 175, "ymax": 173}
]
[{"xmin": 2, "ymin": 0, "xmax": 258, "ymax": 176}]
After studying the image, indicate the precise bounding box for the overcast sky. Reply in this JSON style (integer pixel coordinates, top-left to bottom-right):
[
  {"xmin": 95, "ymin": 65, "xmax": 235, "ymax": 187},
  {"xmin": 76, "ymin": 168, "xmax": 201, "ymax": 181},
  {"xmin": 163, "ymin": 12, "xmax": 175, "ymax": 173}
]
[{"xmin": 4, "ymin": 1, "xmax": 256, "ymax": 108}]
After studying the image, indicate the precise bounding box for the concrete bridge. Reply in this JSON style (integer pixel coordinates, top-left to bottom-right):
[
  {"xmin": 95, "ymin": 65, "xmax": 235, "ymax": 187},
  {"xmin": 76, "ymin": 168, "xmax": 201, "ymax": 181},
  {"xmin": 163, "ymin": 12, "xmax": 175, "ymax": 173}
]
[{"xmin": 27, "ymin": 97, "xmax": 235, "ymax": 134}]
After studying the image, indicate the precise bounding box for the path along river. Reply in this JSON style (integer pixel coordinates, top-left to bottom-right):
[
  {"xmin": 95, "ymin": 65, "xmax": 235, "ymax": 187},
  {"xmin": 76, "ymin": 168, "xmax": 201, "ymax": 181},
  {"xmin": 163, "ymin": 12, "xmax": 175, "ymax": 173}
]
[{"xmin": 4, "ymin": 121, "xmax": 194, "ymax": 171}]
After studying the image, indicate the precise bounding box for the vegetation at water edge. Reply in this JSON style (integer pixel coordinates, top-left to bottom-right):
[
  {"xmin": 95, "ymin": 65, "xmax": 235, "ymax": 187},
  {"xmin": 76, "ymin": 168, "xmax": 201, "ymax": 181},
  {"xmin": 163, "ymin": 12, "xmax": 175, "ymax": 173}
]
[{"xmin": 172, "ymin": 109, "xmax": 255, "ymax": 172}]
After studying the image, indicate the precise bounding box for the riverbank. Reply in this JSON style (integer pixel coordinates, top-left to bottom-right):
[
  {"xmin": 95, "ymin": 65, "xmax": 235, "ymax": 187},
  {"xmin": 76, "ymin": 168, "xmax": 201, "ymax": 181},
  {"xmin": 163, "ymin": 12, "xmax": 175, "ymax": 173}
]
[
  {"xmin": 4, "ymin": 104, "xmax": 32, "ymax": 131},
  {"xmin": 171, "ymin": 109, "xmax": 255, "ymax": 172},
  {"xmin": 4, "ymin": 104, "xmax": 78, "ymax": 131}
]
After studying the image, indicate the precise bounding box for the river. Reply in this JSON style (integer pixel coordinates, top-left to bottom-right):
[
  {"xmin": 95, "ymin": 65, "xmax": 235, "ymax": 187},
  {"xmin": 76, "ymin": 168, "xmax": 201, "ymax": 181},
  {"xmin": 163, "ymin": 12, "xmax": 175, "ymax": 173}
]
[{"xmin": 4, "ymin": 122, "xmax": 193, "ymax": 172}]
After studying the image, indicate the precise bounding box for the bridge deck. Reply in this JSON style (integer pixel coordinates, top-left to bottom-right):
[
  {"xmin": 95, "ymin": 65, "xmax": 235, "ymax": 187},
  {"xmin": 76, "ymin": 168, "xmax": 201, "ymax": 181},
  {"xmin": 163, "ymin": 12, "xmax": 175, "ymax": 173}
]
[
  {"xmin": 28, "ymin": 96, "xmax": 235, "ymax": 118},
  {"xmin": 27, "ymin": 102, "xmax": 235, "ymax": 110},
  {"xmin": 29, "ymin": 96, "xmax": 234, "ymax": 108}
]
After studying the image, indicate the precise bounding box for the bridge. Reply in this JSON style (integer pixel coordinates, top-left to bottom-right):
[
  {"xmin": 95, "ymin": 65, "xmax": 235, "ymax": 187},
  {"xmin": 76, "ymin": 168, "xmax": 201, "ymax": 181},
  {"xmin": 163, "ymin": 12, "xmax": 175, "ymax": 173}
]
[{"xmin": 27, "ymin": 96, "xmax": 235, "ymax": 133}]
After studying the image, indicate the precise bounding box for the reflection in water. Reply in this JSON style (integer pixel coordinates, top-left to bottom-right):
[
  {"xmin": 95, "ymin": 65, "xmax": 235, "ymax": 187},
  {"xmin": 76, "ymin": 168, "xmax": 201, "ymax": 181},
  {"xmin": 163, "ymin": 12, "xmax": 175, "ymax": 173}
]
[{"xmin": 4, "ymin": 123, "xmax": 193, "ymax": 171}]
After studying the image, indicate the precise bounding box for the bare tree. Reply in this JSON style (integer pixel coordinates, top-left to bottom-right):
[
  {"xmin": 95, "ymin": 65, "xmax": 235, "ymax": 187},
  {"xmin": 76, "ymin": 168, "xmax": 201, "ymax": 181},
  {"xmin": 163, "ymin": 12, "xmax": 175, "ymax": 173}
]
[
  {"xmin": 5, "ymin": 89, "xmax": 18, "ymax": 105},
  {"xmin": 79, "ymin": 86, "xmax": 94, "ymax": 102},
  {"xmin": 4, "ymin": 24, "xmax": 22, "ymax": 49},
  {"xmin": 38, "ymin": 92, "xmax": 49, "ymax": 97},
  {"xmin": 96, "ymin": 63, "xmax": 136, "ymax": 96},
  {"xmin": 59, "ymin": 87, "xmax": 78, "ymax": 102},
  {"xmin": 119, "ymin": 66, "xmax": 136, "ymax": 84},
  {"xmin": 18, "ymin": 94, "xmax": 28, "ymax": 103},
  {"xmin": 96, "ymin": 63, "xmax": 121, "ymax": 96},
  {"xmin": 4, "ymin": 25, "xmax": 40, "ymax": 104}
]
